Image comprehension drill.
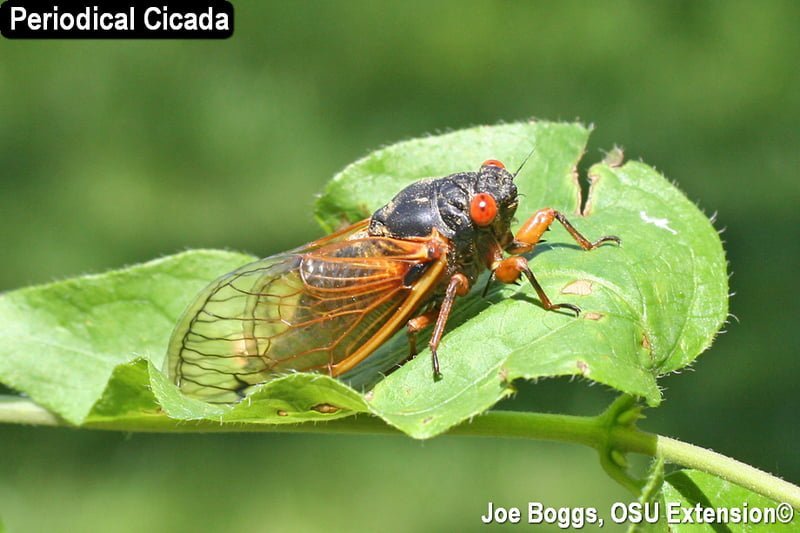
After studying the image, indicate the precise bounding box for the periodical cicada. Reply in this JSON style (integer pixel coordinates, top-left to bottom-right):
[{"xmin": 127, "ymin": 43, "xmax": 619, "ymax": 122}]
[{"xmin": 166, "ymin": 159, "xmax": 620, "ymax": 403}]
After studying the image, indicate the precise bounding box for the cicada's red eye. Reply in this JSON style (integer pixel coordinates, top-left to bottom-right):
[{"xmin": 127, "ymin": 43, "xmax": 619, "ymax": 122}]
[
  {"xmin": 481, "ymin": 159, "xmax": 505, "ymax": 169},
  {"xmin": 470, "ymin": 193, "xmax": 498, "ymax": 227}
]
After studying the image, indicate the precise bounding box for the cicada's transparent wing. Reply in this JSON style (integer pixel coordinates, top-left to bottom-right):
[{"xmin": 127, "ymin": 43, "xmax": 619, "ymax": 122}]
[
  {"xmin": 166, "ymin": 224, "xmax": 442, "ymax": 403},
  {"xmin": 166, "ymin": 252, "xmax": 301, "ymax": 403}
]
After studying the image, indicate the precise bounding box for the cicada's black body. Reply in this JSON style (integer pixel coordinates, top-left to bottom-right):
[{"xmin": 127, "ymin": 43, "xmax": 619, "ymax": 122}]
[{"xmin": 369, "ymin": 164, "xmax": 519, "ymax": 284}]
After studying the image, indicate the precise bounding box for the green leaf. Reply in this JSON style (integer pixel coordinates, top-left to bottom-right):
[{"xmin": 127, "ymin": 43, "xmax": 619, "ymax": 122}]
[
  {"xmin": 628, "ymin": 457, "xmax": 669, "ymax": 533},
  {"xmin": 85, "ymin": 358, "xmax": 159, "ymax": 421},
  {"xmin": 150, "ymin": 367, "xmax": 368, "ymax": 424},
  {"xmin": 0, "ymin": 250, "xmax": 253, "ymax": 424},
  {"xmin": 661, "ymin": 470, "xmax": 798, "ymax": 531},
  {"xmin": 626, "ymin": 465, "xmax": 797, "ymax": 532},
  {"xmin": 0, "ymin": 121, "xmax": 727, "ymax": 438}
]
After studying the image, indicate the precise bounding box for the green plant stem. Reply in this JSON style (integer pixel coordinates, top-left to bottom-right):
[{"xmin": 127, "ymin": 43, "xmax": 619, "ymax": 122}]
[
  {"xmin": 1, "ymin": 395, "xmax": 798, "ymax": 508},
  {"xmin": 612, "ymin": 427, "xmax": 800, "ymax": 508}
]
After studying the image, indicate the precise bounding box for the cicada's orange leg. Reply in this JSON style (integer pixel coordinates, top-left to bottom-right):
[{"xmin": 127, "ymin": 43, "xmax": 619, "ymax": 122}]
[
  {"xmin": 490, "ymin": 208, "xmax": 620, "ymax": 315},
  {"xmin": 406, "ymin": 308, "xmax": 440, "ymax": 360},
  {"xmin": 380, "ymin": 310, "xmax": 441, "ymax": 378},
  {"xmin": 427, "ymin": 273, "xmax": 470, "ymax": 379},
  {"xmin": 400, "ymin": 273, "xmax": 470, "ymax": 379},
  {"xmin": 507, "ymin": 208, "xmax": 620, "ymax": 255},
  {"xmin": 491, "ymin": 256, "xmax": 580, "ymax": 316}
]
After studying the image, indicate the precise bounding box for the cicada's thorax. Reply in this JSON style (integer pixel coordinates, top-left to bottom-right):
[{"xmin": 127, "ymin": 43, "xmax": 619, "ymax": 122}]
[{"xmin": 368, "ymin": 166, "xmax": 519, "ymax": 287}]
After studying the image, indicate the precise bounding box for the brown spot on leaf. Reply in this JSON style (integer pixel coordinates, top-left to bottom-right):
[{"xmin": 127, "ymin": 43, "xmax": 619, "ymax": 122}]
[
  {"xmin": 562, "ymin": 279, "xmax": 593, "ymax": 295},
  {"xmin": 498, "ymin": 367, "xmax": 509, "ymax": 382},
  {"xmin": 422, "ymin": 416, "xmax": 434, "ymax": 425},
  {"xmin": 642, "ymin": 333, "xmax": 652, "ymax": 351},
  {"xmin": 277, "ymin": 410, "xmax": 288, "ymax": 417},
  {"xmin": 312, "ymin": 403, "xmax": 340, "ymax": 414},
  {"xmin": 584, "ymin": 312, "xmax": 604, "ymax": 320}
]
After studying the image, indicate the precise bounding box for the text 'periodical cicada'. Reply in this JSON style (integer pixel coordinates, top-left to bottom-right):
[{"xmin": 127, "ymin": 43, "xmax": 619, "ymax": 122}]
[{"xmin": 166, "ymin": 159, "xmax": 620, "ymax": 403}]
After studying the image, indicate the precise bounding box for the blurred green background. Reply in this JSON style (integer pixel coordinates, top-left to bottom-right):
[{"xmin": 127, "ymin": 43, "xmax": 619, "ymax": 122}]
[{"xmin": 1, "ymin": 2, "xmax": 798, "ymax": 531}]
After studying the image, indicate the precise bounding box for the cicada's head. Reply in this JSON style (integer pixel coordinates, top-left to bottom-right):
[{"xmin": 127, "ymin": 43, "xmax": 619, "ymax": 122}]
[
  {"xmin": 468, "ymin": 159, "xmax": 519, "ymax": 242},
  {"xmin": 368, "ymin": 159, "xmax": 519, "ymax": 271}
]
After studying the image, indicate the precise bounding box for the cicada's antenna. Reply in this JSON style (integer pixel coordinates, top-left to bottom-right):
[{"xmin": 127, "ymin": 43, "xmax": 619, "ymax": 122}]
[{"xmin": 513, "ymin": 147, "xmax": 535, "ymax": 179}]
